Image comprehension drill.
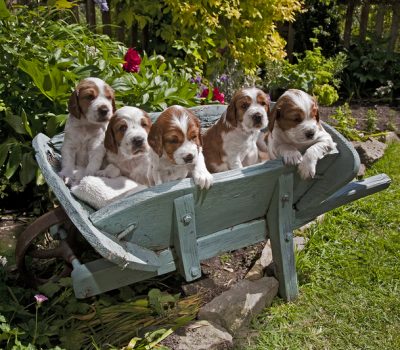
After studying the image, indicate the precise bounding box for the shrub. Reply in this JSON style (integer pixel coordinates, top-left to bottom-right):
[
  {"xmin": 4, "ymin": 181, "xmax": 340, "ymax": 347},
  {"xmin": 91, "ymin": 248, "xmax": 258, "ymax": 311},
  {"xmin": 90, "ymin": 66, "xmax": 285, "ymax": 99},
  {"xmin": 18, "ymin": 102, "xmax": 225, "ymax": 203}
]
[
  {"xmin": 265, "ymin": 45, "xmax": 347, "ymax": 105},
  {"xmin": 329, "ymin": 103, "xmax": 361, "ymax": 141}
]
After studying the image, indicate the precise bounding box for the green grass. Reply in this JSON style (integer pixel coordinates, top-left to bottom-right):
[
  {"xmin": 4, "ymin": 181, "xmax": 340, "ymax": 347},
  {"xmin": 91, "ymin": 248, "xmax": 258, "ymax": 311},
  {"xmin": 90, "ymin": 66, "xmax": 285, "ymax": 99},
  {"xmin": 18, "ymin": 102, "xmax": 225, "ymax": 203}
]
[{"xmin": 248, "ymin": 142, "xmax": 400, "ymax": 350}]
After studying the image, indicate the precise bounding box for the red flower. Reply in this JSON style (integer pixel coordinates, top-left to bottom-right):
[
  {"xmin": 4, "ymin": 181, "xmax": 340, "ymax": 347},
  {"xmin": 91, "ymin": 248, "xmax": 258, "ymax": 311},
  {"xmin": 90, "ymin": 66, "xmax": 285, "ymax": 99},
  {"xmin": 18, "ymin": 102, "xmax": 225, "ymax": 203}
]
[
  {"xmin": 123, "ymin": 48, "xmax": 141, "ymax": 73},
  {"xmin": 200, "ymin": 88, "xmax": 209, "ymax": 98},
  {"xmin": 212, "ymin": 87, "xmax": 225, "ymax": 104}
]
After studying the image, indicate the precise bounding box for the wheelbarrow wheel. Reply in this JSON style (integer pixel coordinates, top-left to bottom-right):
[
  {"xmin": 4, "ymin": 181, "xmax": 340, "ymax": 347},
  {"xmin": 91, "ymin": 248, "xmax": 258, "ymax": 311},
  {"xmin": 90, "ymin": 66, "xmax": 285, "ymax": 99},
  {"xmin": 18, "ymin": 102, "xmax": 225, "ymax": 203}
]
[{"xmin": 15, "ymin": 206, "xmax": 78, "ymax": 287}]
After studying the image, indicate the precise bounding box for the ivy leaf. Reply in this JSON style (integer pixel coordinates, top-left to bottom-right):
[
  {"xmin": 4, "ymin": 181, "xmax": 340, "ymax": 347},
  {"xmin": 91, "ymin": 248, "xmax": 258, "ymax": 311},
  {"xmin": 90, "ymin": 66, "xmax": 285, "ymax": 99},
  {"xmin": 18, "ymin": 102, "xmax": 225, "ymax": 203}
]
[
  {"xmin": 4, "ymin": 109, "xmax": 27, "ymax": 135},
  {"xmin": 0, "ymin": 142, "xmax": 10, "ymax": 169},
  {"xmin": 21, "ymin": 109, "xmax": 33, "ymax": 138}
]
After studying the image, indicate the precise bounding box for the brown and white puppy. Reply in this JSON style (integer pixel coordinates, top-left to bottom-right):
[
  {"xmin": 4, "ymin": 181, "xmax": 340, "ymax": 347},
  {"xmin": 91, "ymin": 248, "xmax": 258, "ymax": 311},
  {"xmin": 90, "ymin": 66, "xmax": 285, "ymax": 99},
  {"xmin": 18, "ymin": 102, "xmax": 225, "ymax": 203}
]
[
  {"xmin": 97, "ymin": 106, "xmax": 152, "ymax": 185},
  {"xmin": 59, "ymin": 77, "xmax": 115, "ymax": 184},
  {"xmin": 266, "ymin": 89, "xmax": 337, "ymax": 179},
  {"xmin": 147, "ymin": 105, "xmax": 213, "ymax": 189},
  {"xmin": 202, "ymin": 87, "xmax": 270, "ymax": 173}
]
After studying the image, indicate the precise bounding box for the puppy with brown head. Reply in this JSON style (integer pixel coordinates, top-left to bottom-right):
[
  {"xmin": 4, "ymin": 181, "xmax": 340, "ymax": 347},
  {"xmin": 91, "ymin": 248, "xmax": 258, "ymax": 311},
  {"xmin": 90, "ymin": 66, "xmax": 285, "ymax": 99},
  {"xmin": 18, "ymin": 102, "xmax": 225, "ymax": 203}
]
[
  {"xmin": 202, "ymin": 87, "xmax": 270, "ymax": 173},
  {"xmin": 97, "ymin": 106, "xmax": 152, "ymax": 185},
  {"xmin": 266, "ymin": 89, "xmax": 337, "ymax": 179},
  {"xmin": 147, "ymin": 105, "xmax": 213, "ymax": 189},
  {"xmin": 59, "ymin": 77, "xmax": 116, "ymax": 184}
]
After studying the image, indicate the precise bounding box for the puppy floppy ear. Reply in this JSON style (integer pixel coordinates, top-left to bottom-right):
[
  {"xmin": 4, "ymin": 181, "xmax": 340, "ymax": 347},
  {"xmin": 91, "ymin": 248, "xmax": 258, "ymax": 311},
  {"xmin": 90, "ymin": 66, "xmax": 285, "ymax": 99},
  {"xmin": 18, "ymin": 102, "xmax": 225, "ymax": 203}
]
[
  {"xmin": 188, "ymin": 109, "xmax": 202, "ymax": 146},
  {"xmin": 311, "ymin": 99, "xmax": 320, "ymax": 122},
  {"xmin": 225, "ymin": 99, "xmax": 237, "ymax": 127},
  {"xmin": 148, "ymin": 123, "xmax": 163, "ymax": 157},
  {"xmin": 104, "ymin": 117, "xmax": 118, "ymax": 154},
  {"xmin": 268, "ymin": 105, "xmax": 280, "ymax": 132},
  {"xmin": 68, "ymin": 90, "xmax": 81, "ymax": 119}
]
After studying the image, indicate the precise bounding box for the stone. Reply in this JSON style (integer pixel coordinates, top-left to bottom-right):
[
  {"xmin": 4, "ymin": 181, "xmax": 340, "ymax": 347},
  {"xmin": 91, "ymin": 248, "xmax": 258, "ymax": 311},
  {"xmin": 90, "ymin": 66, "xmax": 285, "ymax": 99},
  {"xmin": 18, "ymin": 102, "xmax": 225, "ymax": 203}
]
[
  {"xmin": 198, "ymin": 277, "xmax": 279, "ymax": 334},
  {"xmin": 293, "ymin": 236, "xmax": 307, "ymax": 252},
  {"xmin": 161, "ymin": 320, "xmax": 233, "ymax": 350},
  {"xmin": 380, "ymin": 131, "xmax": 400, "ymax": 144},
  {"xmin": 356, "ymin": 163, "xmax": 366, "ymax": 179},
  {"xmin": 352, "ymin": 139, "xmax": 387, "ymax": 167},
  {"xmin": 245, "ymin": 240, "xmax": 273, "ymax": 281}
]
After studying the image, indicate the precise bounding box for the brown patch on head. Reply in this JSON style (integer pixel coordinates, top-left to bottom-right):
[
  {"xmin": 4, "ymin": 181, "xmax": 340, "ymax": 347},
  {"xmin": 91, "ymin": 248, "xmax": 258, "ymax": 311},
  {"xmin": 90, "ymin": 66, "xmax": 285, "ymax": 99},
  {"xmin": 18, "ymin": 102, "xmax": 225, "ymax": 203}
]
[
  {"xmin": 103, "ymin": 84, "xmax": 116, "ymax": 113},
  {"xmin": 226, "ymin": 90, "xmax": 250, "ymax": 127},
  {"xmin": 311, "ymin": 97, "xmax": 320, "ymax": 122},
  {"xmin": 141, "ymin": 112, "xmax": 152, "ymax": 134},
  {"xmin": 256, "ymin": 90, "xmax": 270, "ymax": 116},
  {"xmin": 148, "ymin": 106, "xmax": 201, "ymax": 163}
]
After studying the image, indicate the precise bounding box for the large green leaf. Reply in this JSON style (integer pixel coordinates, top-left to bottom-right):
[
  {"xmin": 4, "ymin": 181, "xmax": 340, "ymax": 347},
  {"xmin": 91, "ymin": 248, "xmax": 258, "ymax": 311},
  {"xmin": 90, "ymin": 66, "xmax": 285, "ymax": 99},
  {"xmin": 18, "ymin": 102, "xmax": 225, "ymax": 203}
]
[
  {"xmin": 19, "ymin": 152, "xmax": 37, "ymax": 185},
  {"xmin": 4, "ymin": 109, "xmax": 27, "ymax": 135},
  {"xmin": 0, "ymin": 142, "xmax": 10, "ymax": 169},
  {"xmin": 0, "ymin": 0, "xmax": 10, "ymax": 19},
  {"xmin": 5, "ymin": 145, "xmax": 22, "ymax": 179}
]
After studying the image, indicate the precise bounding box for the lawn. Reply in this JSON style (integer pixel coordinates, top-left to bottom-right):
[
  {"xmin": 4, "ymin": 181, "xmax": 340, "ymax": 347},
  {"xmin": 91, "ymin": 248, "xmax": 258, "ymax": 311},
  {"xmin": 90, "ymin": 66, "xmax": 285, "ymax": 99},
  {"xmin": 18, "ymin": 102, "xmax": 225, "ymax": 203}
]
[{"xmin": 247, "ymin": 142, "xmax": 400, "ymax": 349}]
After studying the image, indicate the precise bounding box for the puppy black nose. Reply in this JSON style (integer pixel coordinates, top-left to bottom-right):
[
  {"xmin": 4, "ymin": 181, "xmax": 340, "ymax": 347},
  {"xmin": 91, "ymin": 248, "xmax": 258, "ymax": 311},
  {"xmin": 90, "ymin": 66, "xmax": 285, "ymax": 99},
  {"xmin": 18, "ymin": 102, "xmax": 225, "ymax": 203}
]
[
  {"xmin": 305, "ymin": 130, "xmax": 315, "ymax": 139},
  {"xmin": 98, "ymin": 105, "xmax": 109, "ymax": 117},
  {"xmin": 252, "ymin": 113, "xmax": 263, "ymax": 124},
  {"xmin": 131, "ymin": 136, "xmax": 144, "ymax": 147},
  {"xmin": 183, "ymin": 154, "xmax": 194, "ymax": 164}
]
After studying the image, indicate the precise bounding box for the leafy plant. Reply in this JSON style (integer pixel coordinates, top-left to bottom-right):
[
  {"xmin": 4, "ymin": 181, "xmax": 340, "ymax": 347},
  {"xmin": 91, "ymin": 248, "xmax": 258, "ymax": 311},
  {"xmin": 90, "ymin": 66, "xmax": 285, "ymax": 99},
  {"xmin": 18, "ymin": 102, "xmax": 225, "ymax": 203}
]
[
  {"xmin": 265, "ymin": 45, "xmax": 347, "ymax": 106},
  {"xmin": 365, "ymin": 109, "xmax": 378, "ymax": 133},
  {"xmin": 329, "ymin": 103, "xmax": 361, "ymax": 141}
]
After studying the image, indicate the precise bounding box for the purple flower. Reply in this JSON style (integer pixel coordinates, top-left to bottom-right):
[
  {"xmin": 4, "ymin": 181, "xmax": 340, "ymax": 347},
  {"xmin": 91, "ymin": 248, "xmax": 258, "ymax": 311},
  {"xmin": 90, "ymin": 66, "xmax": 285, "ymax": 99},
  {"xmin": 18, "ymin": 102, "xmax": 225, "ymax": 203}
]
[
  {"xmin": 94, "ymin": 0, "xmax": 109, "ymax": 12},
  {"xmin": 219, "ymin": 74, "xmax": 228, "ymax": 82},
  {"xmin": 34, "ymin": 294, "xmax": 48, "ymax": 304}
]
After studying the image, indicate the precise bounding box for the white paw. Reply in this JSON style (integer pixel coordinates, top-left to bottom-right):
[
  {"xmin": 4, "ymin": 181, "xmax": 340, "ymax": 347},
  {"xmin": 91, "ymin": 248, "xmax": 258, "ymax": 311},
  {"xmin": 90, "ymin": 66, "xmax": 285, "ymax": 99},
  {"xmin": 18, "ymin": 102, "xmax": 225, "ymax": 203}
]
[
  {"xmin": 297, "ymin": 159, "xmax": 317, "ymax": 180},
  {"xmin": 192, "ymin": 169, "xmax": 214, "ymax": 190},
  {"xmin": 96, "ymin": 166, "xmax": 121, "ymax": 178},
  {"xmin": 282, "ymin": 151, "xmax": 303, "ymax": 166}
]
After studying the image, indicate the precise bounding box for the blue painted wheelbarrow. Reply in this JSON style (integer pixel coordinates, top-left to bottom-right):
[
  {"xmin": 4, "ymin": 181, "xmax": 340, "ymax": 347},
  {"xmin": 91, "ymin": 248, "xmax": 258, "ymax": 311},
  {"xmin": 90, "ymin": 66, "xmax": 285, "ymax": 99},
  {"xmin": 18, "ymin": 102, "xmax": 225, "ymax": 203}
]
[{"xmin": 15, "ymin": 105, "xmax": 391, "ymax": 300}]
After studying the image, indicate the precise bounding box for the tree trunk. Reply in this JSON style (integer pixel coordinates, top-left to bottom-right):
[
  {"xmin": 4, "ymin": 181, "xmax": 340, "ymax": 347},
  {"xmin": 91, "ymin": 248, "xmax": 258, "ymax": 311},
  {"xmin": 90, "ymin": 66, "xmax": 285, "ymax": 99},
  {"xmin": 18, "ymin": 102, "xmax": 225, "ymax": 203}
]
[
  {"xmin": 359, "ymin": 0, "xmax": 370, "ymax": 42},
  {"xmin": 388, "ymin": 2, "xmax": 400, "ymax": 52},
  {"xmin": 287, "ymin": 22, "xmax": 295, "ymax": 63},
  {"xmin": 85, "ymin": 0, "xmax": 96, "ymax": 29},
  {"xmin": 116, "ymin": 1, "xmax": 126, "ymax": 43},
  {"xmin": 102, "ymin": 8, "xmax": 112, "ymax": 36},
  {"xmin": 375, "ymin": 5, "xmax": 386, "ymax": 39},
  {"xmin": 344, "ymin": 0, "xmax": 356, "ymax": 49}
]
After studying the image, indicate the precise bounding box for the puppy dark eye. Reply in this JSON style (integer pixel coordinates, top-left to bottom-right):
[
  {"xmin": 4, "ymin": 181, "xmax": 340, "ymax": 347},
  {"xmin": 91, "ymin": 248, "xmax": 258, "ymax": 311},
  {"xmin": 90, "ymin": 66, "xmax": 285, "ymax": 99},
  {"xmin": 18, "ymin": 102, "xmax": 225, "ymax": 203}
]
[
  {"xmin": 167, "ymin": 137, "xmax": 179, "ymax": 144},
  {"xmin": 242, "ymin": 103, "xmax": 249, "ymax": 109},
  {"xmin": 260, "ymin": 101, "xmax": 267, "ymax": 106},
  {"xmin": 295, "ymin": 117, "xmax": 302, "ymax": 123},
  {"xmin": 119, "ymin": 125, "xmax": 127, "ymax": 132},
  {"xmin": 85, "ymin": 95, "xmax": 95, "ymax": 101},
  {"xmin": 141, "ymin": 121, "xmax": 148, "ymax": 127},
  {"xmin": 190, "ymin": 134, "xmax": 198, "ymax": 141},
  {"xmin": 106, "ymin": 95, "xmax": 113, "ymax": 100}
]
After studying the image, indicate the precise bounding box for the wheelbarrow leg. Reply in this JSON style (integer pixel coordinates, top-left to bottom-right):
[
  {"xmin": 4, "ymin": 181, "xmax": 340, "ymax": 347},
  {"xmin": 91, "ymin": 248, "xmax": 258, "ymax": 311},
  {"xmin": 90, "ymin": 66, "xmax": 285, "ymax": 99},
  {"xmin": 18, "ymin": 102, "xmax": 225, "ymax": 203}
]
[{"xmin": 267, "ymin": 173, "xmax": 298, "ymax": 301}]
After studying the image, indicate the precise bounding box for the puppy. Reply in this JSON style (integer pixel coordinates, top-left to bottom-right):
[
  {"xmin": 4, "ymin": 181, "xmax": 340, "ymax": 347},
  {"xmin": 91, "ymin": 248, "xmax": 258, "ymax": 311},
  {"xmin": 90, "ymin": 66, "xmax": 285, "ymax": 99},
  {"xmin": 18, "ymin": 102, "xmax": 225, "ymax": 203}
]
[
  {"xmin": 266, "ymin": 89, "xmax": 337, "ymax": 179},
  {"xmin": 147, "ymin": 105, "xmax": 213, "ymax": 189},
  {"xmin": 202, "ymin": 87, "xmax": 270, "ymax": 172},
  {"xmin": 59, "ymin": 77, "xmax": 115, "ymax": 184},
  {"xmin": 98, "ymin": 106, "xmax": 152, "ymax": 186}
]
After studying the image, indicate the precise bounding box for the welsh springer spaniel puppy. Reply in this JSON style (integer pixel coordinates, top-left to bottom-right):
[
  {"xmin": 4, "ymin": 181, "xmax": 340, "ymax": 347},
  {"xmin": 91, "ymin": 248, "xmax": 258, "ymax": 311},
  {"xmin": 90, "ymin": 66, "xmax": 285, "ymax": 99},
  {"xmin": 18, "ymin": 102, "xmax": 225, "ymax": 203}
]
[
  {"xmin": 59, "ymin": 77, "xmax": 115, "ymax": 185},
  {"xmin": 202, "ymin": 87, "xmax": 270, "ymax": 173},
  {"xmin": 97, "ymin": 106, "xmax": 152, "ymax": 186},
  {"xmin": 147, "ymin": 105, "xmax": 213, "ymax": 189},
  {"xmin": 266, "ymin": 89, "xmax": 337, "ymax": 179}
]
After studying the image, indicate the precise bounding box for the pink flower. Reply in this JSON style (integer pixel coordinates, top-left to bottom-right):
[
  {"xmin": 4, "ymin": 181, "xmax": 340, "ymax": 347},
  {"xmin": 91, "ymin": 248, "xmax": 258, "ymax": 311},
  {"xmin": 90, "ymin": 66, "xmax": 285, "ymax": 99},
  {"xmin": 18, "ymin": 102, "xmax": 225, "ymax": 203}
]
[
  {"xmin": 123, "ymin": 48, "xmax": 141, "ymax": 73},
  {"xmin": 212, "ymin": 87, "xmax": 225, "ymax": 104},
  {"xmin": 34, "ymin": 294, "xmax": 48, "ymax": 304}
]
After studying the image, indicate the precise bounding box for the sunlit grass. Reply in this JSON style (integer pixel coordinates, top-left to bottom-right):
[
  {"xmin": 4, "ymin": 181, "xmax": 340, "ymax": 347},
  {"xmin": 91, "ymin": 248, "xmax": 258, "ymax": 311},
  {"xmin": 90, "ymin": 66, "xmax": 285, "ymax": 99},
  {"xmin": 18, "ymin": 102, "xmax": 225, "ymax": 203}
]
[{"xmin": 247, "ymin": 142, "xmax": 400, "ymax": 350}]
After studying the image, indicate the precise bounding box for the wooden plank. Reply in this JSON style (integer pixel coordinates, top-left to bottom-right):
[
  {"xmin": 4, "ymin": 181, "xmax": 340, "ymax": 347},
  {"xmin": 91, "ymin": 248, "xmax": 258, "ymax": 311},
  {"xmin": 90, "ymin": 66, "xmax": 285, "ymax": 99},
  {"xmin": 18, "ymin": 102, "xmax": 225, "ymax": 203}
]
[
  {"xmin": 90, "ymin": 161, "xmax": 283, "ymax": 250},
  {"xmin": 267, "ymin": 173, "xmax": 298, "ymax": 301},
  {"xmin": 173, "ymin": 194, "xmax": 201, "ymax": 282},
  {"xmin": 359, "ymin": 1, "xmax": 371, "ymax": 42},
  {"xmin": 197, "ymin": 219, "xmax": 267, "ymax": 260},
  {"xmin": 294, "ymin": 173, "xmax": 391, "ymax": 228},
  {"xmin": 388, "ymin": 2, "xmax": 400, "ymax": 52},
  {"xmin": 344, "ymin": 0, "xmax": 356, "ymax": 49}
]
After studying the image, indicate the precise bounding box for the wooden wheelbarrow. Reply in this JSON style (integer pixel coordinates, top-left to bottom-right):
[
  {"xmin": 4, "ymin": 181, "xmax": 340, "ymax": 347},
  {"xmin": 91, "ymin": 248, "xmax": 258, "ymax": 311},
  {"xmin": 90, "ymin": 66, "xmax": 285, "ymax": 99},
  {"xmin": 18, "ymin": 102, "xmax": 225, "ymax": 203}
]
[{"xmin": 15, "ymin": 105, "xmax": 391, "ymax": 301}]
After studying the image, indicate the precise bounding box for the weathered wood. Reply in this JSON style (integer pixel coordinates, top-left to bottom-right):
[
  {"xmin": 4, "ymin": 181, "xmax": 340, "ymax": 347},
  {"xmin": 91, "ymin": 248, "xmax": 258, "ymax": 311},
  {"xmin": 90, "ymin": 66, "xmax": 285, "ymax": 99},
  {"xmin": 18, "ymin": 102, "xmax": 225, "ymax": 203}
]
[
  {"xmin": 173, "ymin": 194, "xmax": 201, "ymax": 281},
  {"xmin": 344, "ymin": 0, "xmax": 357, "ymax": 48},
  {"xmin": 101, "ymin": 6, "xmax": 112, "ymax": 37},
  {"xmin": 85, "ymin": 0, "xmax": 96, "ymax": 29},
  {"xmin": 388, "ymin": 2, "xmax": 400, "ymax": 52},
  {"xmin": 287, "ymin": 22, "xmax": 295, "ymax": 63},
  {"xmin": 267, "ymin": 173, "xmax": 298, "ymax": 301},
  {"xmin": 375, "ymin": 5, "xmax": 386, "ymax": 39},
  {"xmin": 359, "ymin": 1, "xmax": 371, "ymax": 42}
]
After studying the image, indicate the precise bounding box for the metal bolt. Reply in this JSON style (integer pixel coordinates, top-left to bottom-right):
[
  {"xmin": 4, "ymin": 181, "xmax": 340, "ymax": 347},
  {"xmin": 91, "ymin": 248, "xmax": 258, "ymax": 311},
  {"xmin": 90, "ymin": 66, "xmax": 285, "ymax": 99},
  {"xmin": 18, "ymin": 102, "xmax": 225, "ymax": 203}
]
[
  {"xmin": 181, "ymin": 214, "xmax": 192, "ymax": 226},
  {"xmin": 281, "ymin": 194, "xmax": 290, "ymax": 203},
  {"xmin": 284, "ymin": 232, "xmax": 292, "ymax": 242},
  {"xmin": 190, "ymin": 267, "xmax": 200, "ymax": 277}
]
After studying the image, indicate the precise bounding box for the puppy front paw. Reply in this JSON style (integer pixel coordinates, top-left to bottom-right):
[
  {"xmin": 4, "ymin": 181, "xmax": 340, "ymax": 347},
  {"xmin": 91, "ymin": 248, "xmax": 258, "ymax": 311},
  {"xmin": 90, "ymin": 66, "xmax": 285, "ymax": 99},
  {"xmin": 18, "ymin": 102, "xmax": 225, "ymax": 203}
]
[
  {"xmin": 297, "ymin": 159, "xmax": 317, "ymax": 180},
  {"xmin": 282, "ymin": 150, "xmax": 303, "ymax": 166},
  {"xmin": 96, "ymin": 165, "xmax": 121, "ymax": 178},
  {"xmin": 192, "ymin": 169, "xmax": 214, "ymax": 190}
]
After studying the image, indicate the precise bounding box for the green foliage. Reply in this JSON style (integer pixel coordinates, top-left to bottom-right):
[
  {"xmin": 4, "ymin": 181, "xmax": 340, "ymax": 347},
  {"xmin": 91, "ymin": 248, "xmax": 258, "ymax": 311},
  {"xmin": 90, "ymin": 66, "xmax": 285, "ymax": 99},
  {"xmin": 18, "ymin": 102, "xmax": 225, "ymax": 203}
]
[
  {"xmin": 0, "ymin": 267, "xmax": 199, "ymax": 350},
  {"xmin": 329, "ymin": 103, "xmax": 361, "ymax": 141},
  {"xmin": 113, "ymin": 0, "xmax": 303, "ymax": 77},
  {"xmin": 266, "ymin": 46, "xmax": 347, "ymax": 106},
  {"xmin": 341, "ymin": 42, "xmax": 400, "ymax": 101},
  {"xmin": 113, "ymin": 53, "xmax": 198, "ymax": 111},
  {"xmin": 365, "ymin": 109, "xmax": 378, "ymax": 133}
]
